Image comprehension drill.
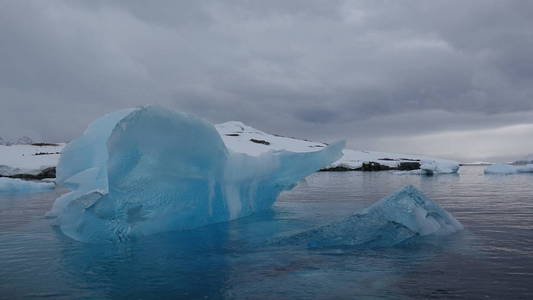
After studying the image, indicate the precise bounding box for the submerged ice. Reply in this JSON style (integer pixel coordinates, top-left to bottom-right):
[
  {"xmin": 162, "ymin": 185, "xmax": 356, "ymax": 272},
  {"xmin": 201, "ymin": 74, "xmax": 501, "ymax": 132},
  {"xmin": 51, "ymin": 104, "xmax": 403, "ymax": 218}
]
[
  {"xmin": 277, "ymin": 185, "xmax": 463, "ymax": 249},
  {"xmin": 48, "ymin": 106, "xmax": 344, "ymax": 242}
]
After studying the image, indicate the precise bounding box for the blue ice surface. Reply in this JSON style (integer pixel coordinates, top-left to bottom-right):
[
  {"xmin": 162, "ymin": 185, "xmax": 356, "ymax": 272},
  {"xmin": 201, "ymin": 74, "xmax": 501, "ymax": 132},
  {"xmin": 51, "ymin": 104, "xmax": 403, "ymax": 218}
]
[
  {"xmin": 484, "ymin": 163, "xmax": 518, "ymax": 175},
  {"xmin": 48, "ymin": 108, "xmax": 136, "ymax": 218},
  {"xmin": 276, "ymin": 185, "xmax": 463, "ymax": 249},
  {"xmin": 484, "ymin": 163, "xmax": 533, "ymax": 175},
  {"xmin": 48, "ymin": 106, "xmax": 344, "ymax": 242},
  {"xmin": 0, "ymin": 177, "xmax": 54, "ymax": 193}
]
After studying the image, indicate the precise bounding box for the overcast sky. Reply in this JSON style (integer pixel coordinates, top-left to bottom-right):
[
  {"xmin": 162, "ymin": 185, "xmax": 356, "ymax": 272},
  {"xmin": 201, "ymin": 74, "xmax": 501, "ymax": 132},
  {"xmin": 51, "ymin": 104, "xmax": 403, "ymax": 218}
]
[{"xmin": 1, "ymin": 1, "xmax": 533, "ymax": 162}]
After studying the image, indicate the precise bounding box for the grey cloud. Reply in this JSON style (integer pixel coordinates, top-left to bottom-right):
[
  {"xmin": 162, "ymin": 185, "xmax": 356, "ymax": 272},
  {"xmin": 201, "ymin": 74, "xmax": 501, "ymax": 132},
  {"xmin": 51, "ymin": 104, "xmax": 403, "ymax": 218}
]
[{"xmin": 1, "ymin": 0, "xmax": 532, "ymax": 160}]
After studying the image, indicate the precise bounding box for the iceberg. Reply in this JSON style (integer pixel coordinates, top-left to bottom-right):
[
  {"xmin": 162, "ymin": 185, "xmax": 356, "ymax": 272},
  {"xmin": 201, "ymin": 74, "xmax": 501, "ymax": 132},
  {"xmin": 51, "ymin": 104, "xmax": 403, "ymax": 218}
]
[
  {"xmin": 276, "ymin": 185, "xmax": 463, "ymax": 249},
  {"xmin": 484, "ymin": 163, "xmax": 517, "ymax": 175},
  {"xmin": 518, "ymin": 164, "xmax": 533, "ymax": 173},
  {"xmin": 48, "ymin": 106, "xmax": 344, "ymax": 242},
  {"xmin": 484, "ymin": 163, "xmax": 533, "ymax": 175},
  {"xmin": 393, "ymin": 160, "xmax": 460, "ymax": 175},
  {"xmin": 0, "ymin": 177, "xmax": 54, "ymax": 193},
  {"xmin": 420, "ymin": 160, "xmax": 459, "ymax": 175}
]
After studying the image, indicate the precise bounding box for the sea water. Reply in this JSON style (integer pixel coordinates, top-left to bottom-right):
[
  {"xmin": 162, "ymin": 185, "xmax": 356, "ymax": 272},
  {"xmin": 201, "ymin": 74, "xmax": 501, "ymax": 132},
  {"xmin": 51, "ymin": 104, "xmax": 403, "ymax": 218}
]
[{"xmin": 1, "ymin": 166, "xmax": 532, "ymax": 299}]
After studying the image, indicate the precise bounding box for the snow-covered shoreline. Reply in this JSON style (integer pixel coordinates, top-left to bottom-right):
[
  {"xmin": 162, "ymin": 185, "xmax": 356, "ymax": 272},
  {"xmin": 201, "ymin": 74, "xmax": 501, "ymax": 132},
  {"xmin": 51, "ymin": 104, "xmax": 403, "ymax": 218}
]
[
  {"xmin": 0, "ymin": 143, "xmax": 64, "ymax": 178},
  {"xmin": 216, "ymin": 121, "xmax": 460, "ymax": 174},
  {"xmin": 0, "ymin": 121, "xmax": 460, "ymax": 181}
]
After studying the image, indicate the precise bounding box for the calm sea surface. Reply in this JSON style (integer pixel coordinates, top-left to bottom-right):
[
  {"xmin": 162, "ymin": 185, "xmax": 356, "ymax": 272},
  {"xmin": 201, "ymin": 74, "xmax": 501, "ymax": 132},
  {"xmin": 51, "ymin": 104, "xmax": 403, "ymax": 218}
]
[{"xmin": 1, "ymin": 166, "xmax": 532, "ymax": 299}]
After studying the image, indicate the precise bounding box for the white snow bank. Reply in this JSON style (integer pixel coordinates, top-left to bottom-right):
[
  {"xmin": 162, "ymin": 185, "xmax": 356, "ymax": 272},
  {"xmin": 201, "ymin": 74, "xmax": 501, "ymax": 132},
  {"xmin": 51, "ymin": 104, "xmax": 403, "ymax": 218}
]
[
  {"xmin": 328, "ymin": 150, "xmax": 459, "ymax": 174},
  {"xmin": 217, "ymin": 123, "xmax": 459, "ymax": 173},
  {"xmin": 330, "ymin": 149, "xmax": 421, "ymax": 170},
  {"xmin": 216, "ymin": 121, "xmax": 327, "ymax": 156},
  {"xmin": 0, "ymin": 144, "xmax": 64, "ymax": 176},
  {"xmin": 0, "ymin": 177, "xmax": 55, "ymax": 193}
]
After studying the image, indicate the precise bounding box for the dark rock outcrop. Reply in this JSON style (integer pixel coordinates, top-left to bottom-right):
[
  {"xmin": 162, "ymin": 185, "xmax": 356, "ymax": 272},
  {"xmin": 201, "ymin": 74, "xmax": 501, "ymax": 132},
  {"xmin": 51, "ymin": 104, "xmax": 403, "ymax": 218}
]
[
  {"xmin": 319, "ymin": 166, "xmax": 359, "ymax": 172},
  {"xmin": 31, "ymin": 142, "xmax": 60, "ymax": 146},
  {"xmin": 1, "ymin": 167, "xmax": 56, "ymax": 180},
  {"xmin": 320, "ymin": 161, "xmax": 420, "ymax": 172},
  {"xmin": 250, "ymin": 138, "xmax": 270, "ymax": 145},
  {"xmin": 397, "ymin": 162, "xmax": 420, "ymax": 170},
  {"xmin": 361, "ymin": 162, "xmax": 393, "ymax": 171},
  {"xmin": 34, "ymin": 152, "xmax": 61, "ymax": 156}
]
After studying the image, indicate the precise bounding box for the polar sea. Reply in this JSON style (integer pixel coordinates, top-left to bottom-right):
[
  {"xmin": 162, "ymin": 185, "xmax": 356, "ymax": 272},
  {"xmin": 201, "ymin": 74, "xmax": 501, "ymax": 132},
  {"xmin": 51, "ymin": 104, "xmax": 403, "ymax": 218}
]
[{"xmin": 1, "ymin": 166, "xmax": 532, "ymax": 299}]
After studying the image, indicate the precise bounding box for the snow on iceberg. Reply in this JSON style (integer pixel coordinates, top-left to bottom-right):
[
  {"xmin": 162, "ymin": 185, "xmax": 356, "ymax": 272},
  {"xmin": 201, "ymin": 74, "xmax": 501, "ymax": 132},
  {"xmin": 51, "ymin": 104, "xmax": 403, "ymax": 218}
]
[
  {"xmin": 484, "ymin": 163, "xmax": 533, "ymax": 175},
  {"xmin": 276, "ymin": 185, "xmax": 463, "ymax": 249},
  {"xmin": 48, "ymin": 106, "xmax": 344, "ymax": 242},
  {"xmin": 0, "ymin": 177, "xmax": 54, "ymax": 193}
]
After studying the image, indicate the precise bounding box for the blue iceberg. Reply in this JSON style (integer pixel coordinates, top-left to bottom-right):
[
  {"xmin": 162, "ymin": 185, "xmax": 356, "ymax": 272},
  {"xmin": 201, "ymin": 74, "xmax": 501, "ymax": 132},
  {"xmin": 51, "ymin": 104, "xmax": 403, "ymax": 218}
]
[
  {"xmin": 0, "ymin": 177, "xmax": 55, "ymax": 193},
  {"xmin": 484, "ymin": 163, "xmax": 533, "ymax": 175},
  {"xmin": 48, "ymin": 106, "xmax": 344, "ymax": 242},
  {"xmin": 276, "ymin": 185, "xmax": 463, "ymax": 249}
]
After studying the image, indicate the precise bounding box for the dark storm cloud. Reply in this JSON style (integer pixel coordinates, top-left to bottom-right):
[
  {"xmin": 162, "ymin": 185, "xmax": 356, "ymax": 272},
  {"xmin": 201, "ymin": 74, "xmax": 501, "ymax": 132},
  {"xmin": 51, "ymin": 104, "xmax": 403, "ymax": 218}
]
[{"xmin": 1, "ymin": 0, "xmax": 532, "ymax": 161}]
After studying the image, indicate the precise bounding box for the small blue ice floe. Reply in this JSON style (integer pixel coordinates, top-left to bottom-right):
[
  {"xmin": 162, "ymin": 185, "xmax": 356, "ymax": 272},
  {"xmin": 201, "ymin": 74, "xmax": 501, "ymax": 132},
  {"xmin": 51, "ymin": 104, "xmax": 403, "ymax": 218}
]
[{"xmin": 276, "ymin": 185, "xmax": 463, "ymax": 249}]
